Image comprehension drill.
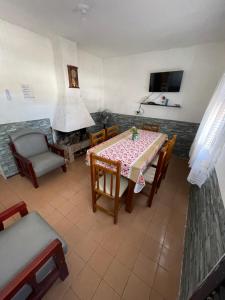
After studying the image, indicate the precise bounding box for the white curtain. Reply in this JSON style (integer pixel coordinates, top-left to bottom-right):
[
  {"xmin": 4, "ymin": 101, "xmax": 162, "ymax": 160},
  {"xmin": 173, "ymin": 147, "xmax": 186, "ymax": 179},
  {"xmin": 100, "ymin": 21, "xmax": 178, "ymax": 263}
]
[{"xmin": 188, "ymin": 73, "xmax": 225, "ymax": 187}]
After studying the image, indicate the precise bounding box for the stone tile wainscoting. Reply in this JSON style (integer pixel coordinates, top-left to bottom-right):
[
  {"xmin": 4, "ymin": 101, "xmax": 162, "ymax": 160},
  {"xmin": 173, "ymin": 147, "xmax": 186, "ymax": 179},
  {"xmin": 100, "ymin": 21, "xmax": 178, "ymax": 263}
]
[
  {"xmin": 106, "ymin": 113, "xmax": 199, "ymax": 158},
  {"xmin": 0, "ymin": 119, "xmax": 53, "ymax": 178},
  {"xmin": 0, "ymin": 112, "xmax": 198, "ymax": 178},
  {"xmin": 179, "ymin": 169, "xmax": 225, "ymax": 299}
]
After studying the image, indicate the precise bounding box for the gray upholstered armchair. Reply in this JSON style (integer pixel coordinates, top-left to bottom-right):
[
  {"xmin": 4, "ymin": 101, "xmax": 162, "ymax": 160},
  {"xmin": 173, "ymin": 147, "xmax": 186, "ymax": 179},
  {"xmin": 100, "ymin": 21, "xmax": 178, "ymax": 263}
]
[
  {"xmin": 9, "ymin": 128, "xmax": 66, "ymax": 188},
  {"xmin": 0, "ymin": 201, "xmax": 69, "ymax": 300}
]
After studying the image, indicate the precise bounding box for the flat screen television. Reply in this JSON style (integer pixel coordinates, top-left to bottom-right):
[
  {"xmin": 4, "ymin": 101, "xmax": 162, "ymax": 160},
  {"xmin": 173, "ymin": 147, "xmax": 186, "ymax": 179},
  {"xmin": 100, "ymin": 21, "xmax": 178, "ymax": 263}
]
[{"xmin": 149, "ymin": 70, "xmax": 183, "ymax": 92}]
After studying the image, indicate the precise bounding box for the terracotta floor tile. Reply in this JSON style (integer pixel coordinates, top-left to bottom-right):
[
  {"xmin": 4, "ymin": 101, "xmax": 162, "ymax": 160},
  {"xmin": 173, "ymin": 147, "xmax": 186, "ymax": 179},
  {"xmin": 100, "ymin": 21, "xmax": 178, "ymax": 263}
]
[
  {"xmin": 123, "ymin": 226, "xmax": 145, "ymax": 248},
  {"xmin": 88, "ymin": 246, "xmax": 114, "ymax": 277},
  {"xmin": 149, "ymin": 289, "xmax": 165, "ymax": 300},
  {"xmin": 54, "ymin": 217, "xmax": 74, "ymax": 236},
  {"xmin": 104, "ymin": 259, "xmax": 131, "ymax": 295},
  {"xmin": 56, "ymin": 200, "xmax": 76, "ymax": 216},
  {"xmin": 164, "ymin": 232, "xmax": 184, "ymax": 252},
  {"xmin": 74, "ymin": 235, "xmax": 98, "ymax": 262},
  {"xmin": 122, "ymin": 273, "xmax": 151, "ymax": 300},
  {"xmin": 92, "ymin": 280, "xmax": 120, "ymax": 300},
  {"xmin": 44, "ymin": 276, "xmax": 71, "ymax": 300},
  {"xmin": 133, "ymin": 253, "xmax": 158, "ymax": 287},
  {"xmin": 64, "ymin": 225, "xmax": 86, "ymax": 250},
  {"xmin": 159, "ymin": 246, "xmax": 183, "ymax": 272},
  {"xmin": 146, "ymin": 221, "xmax": 167, "ymax": 245},
  {"xmin": 86, "ymin": 222, "xmax": 110, "ymax": 243},
  {"xmin": 1, "ymin": 156, "xmax": 188, "ymax": 300},
  {"xmin": 153, "ymin": 266, "xmax": 180, "ymax": 300},
  {"xmin": 140, "ymin": 236, "xmax": 162, "ymax": 263},
  {"xmin": 101, "ymin": 228, "xmax": 124, "ymax": 256},
  {"xmin": 116, "ymin": 241, "xmax": 140, "ymax": 270},
  {"xmin": 71, "ymin": 265, "xmax": 101, "ymax": 300},
  {"xmin": 65, "ymin": 206, "xmax": 84, "ymax": 225},
  {"xmin": 67, "ymin": 251, "xmax": 85, "ymax": 278},
  {"xmin": 44, "ymin": 209, "xmax": 64, "ymax": 226},
  {"xmin": 76, "ymin": 213, "xmax": 98, "ymax": 233},
  {"xmin": 62, "ymin": 288, "xmax": 80, "ymax": 300}
]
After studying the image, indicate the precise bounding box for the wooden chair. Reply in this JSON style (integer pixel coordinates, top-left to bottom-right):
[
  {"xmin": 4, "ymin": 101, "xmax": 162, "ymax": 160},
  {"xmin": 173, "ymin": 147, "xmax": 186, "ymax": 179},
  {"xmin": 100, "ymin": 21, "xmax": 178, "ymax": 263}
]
[
  {"xmin": 90, "ymin": 129, "xmax": 106, "ymax": 147},
  {"xmin": 151, "ymin": 134, "xmax": 177, "ymax": 168},
  {"xmin": 142, "ymin": 146, "xmax": 168, "ymax": 207},
  {"xmin": 106, "ymin": 125, "xmax": 119, "ymax": 140},
  {"xmin": 90, "ymin": 154, "xmax": 128, "ymax": 224},
  {"xmin": 161, "ymin": 134, "xmax": 177, "ymax": 179},
  {"xmin": 142, "ymin": 123, "xmax": 160, "ymax": 132}
]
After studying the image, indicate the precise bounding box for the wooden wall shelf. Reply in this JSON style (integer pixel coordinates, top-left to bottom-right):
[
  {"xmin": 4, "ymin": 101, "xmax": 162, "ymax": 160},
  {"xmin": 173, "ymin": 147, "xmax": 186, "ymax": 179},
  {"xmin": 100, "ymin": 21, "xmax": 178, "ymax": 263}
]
[{"xmin": 141, "ymin": 102, "xmax": 181, "ymax": 108}]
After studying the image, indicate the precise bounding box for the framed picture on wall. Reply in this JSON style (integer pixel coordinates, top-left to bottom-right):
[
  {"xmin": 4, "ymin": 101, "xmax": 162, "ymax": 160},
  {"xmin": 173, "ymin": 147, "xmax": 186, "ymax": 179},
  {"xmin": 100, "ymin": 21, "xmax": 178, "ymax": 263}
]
[{"xmin": 67, "ymin": 65, "xmax": 79, "ymax": 88}]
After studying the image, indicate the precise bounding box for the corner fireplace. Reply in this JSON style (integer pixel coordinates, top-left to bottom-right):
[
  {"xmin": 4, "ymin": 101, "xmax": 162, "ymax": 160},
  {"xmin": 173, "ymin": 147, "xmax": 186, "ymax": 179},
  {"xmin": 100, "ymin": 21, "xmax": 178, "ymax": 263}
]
[{"xmin": 54, "ymin": 128, "xmax": 90, "ymax": 162}]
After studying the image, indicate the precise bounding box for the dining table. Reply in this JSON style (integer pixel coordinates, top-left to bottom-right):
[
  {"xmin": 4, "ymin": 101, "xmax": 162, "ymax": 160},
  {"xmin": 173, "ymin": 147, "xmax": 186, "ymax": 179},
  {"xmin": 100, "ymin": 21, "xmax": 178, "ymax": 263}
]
[{"xmin": 86, "ymin": 129, "xmax": 167, "ymax": 213}]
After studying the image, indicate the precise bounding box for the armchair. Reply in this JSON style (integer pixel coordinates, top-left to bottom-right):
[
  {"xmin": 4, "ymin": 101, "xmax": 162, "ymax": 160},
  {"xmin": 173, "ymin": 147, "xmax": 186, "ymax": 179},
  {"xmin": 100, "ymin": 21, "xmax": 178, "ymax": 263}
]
[
  {"xmin": 9, "ymin": 128, "xmax": 66, "ymax": 188},
  {"xmin": 0, "ymin": 201, "xmax": 69, "ymax": 300}
]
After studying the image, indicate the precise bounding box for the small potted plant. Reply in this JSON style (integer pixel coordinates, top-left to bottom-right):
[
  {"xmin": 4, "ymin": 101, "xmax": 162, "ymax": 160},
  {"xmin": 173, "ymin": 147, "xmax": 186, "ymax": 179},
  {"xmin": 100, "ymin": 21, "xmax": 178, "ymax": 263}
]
[{"xmin": 130, "ymin": 126, "xmax": 139, "ymax": 141}]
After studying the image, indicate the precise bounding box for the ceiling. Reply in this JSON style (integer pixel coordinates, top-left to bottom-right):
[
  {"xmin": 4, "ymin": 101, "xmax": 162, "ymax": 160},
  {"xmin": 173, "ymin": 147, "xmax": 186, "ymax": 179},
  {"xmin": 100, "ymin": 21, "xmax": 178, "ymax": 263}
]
[{"xmin": 0, "ymin": 0, "xmax": 225, "ymax": 58}]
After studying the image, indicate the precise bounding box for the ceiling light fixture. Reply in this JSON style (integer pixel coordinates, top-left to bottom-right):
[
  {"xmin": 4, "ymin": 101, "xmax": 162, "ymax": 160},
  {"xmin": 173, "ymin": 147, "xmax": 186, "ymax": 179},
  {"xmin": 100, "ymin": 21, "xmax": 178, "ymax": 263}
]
[{"xmin": 73, "ymin": 1, "xmax": 91, "ymax": 18}]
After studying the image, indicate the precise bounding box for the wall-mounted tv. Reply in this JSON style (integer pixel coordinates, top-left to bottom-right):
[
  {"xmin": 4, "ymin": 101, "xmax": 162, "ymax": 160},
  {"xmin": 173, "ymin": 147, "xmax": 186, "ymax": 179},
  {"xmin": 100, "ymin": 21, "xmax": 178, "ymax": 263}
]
[{"xmin": 149, "ymin": 70, "xmax": 183, "ymax": 92}]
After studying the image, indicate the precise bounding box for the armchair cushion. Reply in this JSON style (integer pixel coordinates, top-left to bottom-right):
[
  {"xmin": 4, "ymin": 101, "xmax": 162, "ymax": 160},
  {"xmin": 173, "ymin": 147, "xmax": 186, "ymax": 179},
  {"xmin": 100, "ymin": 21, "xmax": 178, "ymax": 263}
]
[
  {"xmin": 10, "ymin": 129, "xmax": 48, "ymax": 158},
  {"xmin": 29, "ymin": 152, "xmax": 65, "ymax": 177},
  {"xmin": 0, "ymin": 212, "xmax": 67, "ymax": 297}
]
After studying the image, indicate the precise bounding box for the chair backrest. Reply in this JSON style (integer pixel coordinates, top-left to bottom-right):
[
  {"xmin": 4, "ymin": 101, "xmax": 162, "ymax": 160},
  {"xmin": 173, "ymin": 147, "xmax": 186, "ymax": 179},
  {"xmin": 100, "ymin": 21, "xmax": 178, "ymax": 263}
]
[
  {"xmin": 90, "ymin": 154, "xmax": 121, "ymax": 198},
  {"xmin": 106, "ymin": 125, "xmax": 119, "ymax": 140},
  {"xmin": 142, "ymin": 123, "xmax": 160, "ymax": 132},
  {"xmin": 164, "ymin": 134, "xmax": 177, "ymax": 168},
  {"xmin": 9, "ymin": 128, "xmax": 48, "ymax": 158},
  {"xmin": 153, "ymin": 145, "xmax": 168, "ymax": 187},
  {"xmin": 90, "ymin": 129, "xmax": 106, "ymax": 147}
]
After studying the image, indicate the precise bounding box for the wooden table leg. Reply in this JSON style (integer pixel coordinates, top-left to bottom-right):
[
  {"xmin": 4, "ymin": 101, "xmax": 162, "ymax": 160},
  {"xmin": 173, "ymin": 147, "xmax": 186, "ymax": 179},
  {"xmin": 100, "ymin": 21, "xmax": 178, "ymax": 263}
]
[{"xmin": 125, "ymin": 180, "xmax": 135, "ymax": 213}]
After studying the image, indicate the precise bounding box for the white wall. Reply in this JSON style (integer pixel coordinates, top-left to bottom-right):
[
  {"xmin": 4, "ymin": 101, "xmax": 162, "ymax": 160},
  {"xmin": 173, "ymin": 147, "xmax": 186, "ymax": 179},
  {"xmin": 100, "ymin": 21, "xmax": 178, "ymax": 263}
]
[
  {"xmin": 0, "ymin": 19, "xmax": 58, "ymax": 124},
  {"xmin": 103, "ymin": 43, "xmax": 225, "ymax": 123},
  {"xmin": 78, "ymin": 49, "xmax": 104, "ymax": 113},
  {"xmin": 0, "ymin": 19, "xmax": 103, "ymax": 125}
]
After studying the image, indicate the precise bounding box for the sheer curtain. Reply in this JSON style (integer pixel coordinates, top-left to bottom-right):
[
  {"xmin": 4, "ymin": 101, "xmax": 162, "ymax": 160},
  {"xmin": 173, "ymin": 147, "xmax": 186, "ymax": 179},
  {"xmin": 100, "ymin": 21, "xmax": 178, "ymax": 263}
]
[{"xmin": 188, "ymin": 73, "xmax": 225, "ymax": 187}]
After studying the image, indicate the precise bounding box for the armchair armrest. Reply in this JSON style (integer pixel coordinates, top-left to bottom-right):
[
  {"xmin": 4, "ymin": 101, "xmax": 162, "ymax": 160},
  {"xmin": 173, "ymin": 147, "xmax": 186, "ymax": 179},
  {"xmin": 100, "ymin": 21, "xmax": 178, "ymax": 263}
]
[
  {"xmin": 0, "ymin": 201, "xmax": 28, "ymax": 231},
  {"xmin": 13, "ymin": 152, "xmax": 32, "ymax": 166},
  {"xmin": 48, "ymin": 144, "xmax": 65, "ymax": 158},
  {"xmin": 0, "ymin": 239, "xmax": 69, "ymax": 300}
]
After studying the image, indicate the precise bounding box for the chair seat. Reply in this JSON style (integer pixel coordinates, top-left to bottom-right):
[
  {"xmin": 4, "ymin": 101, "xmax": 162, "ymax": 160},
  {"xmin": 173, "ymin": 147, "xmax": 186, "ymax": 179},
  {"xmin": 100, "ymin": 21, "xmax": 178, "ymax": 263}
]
[
  {"xmin": 144, "ymin": 166, "xmax": 156, "ymax": 184},
  {"xmin": 29, "ymin": 151, "xmax": 65, "ymax": 177},
  {"xmin": 151, "ymin": 155, "xmax": 159, "ymax": 167},
  {"xmin": 0, "ymin": 212, "xmax": 67, "ymax": 293},
  {"xmin": 97, "ymin": 174, "xmax": 128, "ymax": 197}
]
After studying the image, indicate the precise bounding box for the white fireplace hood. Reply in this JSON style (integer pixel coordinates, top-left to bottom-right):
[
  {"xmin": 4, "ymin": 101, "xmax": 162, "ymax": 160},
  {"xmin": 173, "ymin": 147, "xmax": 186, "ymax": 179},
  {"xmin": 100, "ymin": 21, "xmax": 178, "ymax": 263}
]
[
  {"xmin": 52, "ymin": 96, "xmax": 95, "ymax": 132},
  {"xmin": 51, "ymin": 36, "xmax": 95, "ymax": 132}
]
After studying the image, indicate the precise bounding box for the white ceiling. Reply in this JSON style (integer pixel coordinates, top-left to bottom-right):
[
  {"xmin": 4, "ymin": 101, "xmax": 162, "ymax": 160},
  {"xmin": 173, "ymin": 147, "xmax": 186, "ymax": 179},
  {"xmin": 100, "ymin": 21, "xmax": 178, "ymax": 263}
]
[{"xmin": 0, "ymin": 0, "xmax": 225, "ymax": 58}]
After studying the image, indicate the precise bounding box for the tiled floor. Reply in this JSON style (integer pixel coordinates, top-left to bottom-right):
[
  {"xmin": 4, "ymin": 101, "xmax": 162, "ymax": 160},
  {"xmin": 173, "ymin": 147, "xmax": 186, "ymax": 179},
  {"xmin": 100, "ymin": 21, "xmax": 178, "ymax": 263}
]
[{"xmin": 0, "ymin": 155, "xmax": 189, "ymax": 300}]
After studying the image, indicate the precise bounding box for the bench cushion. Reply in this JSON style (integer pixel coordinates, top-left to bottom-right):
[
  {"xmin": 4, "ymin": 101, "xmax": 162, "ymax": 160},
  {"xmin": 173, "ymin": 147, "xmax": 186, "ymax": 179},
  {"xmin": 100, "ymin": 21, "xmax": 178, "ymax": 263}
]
[
  {"xmin": 0, "ymin": 212, "xmax": 67, "ymax": 293},
  {"xmin": 29, "ymin": 152, "xmax": 65, "ymax": 177}
]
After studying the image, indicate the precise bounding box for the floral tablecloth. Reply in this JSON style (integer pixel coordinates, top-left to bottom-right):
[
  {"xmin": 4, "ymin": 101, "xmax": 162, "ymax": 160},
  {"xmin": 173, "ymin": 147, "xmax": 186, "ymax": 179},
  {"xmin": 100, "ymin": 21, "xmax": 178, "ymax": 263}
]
[{"xmin": 86, "ymin": 129, "xmax": 167, "ymax": 192}]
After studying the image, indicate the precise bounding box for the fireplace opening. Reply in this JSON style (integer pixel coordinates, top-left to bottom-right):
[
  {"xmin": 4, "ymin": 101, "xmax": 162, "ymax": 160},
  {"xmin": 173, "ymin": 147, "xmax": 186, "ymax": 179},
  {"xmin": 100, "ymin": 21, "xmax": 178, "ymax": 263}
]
[
  {"xmin": 54, "ymin": 128, "xmax": 89, "ymax": 145},
  {"xmin": 53, "ymin": 128, "xmax": 90, "ymax": 162}
]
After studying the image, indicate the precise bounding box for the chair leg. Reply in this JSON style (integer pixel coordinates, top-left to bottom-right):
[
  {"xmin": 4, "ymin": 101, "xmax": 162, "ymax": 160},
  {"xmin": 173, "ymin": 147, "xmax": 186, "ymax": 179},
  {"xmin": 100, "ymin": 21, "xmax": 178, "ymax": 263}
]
[
  {"xmin": 163, "ymin": 166, "xmax": 168, "ymax": 179},
  {"xmin": 31, "ymin": 172, "xmax": 39, "ymax": 188},
  {"xmin": 147, "ymin": 185, "xmax": 156, "ymax": 207},
  {"xmin": 32, "ymin": 177, "xmax": 39, "ymax": 188},
  {"xmin": 62, "ymin": 164, "xmax": 67, "ymax": 173},
  {"xmin": 114, "ymin": 198, "xmax": 119, "ymax": 224},
  {"xmin": 92, "ymin": 192, "xmax": 97, "ymax": 212}
]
